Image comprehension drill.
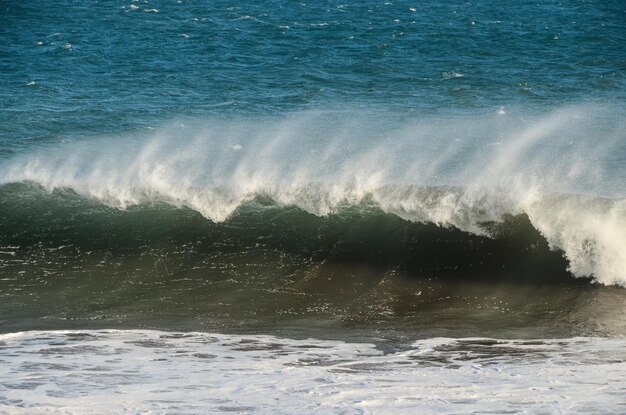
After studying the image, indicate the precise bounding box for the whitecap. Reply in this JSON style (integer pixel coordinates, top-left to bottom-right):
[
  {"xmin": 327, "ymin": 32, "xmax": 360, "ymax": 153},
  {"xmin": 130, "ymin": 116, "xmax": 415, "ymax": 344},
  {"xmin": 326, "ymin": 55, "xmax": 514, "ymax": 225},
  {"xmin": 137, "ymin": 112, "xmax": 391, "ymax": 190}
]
[{"xmin": 442, "ymin": 71, "xmax": 464, "ymax": 79}]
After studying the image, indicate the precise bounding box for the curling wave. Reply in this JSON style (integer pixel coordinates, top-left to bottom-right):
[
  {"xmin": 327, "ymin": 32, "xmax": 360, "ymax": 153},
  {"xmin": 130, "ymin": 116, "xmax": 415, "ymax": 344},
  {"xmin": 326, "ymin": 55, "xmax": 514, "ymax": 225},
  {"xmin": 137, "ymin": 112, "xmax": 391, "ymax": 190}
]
[{"xmin": 0, "ymin": 107, "xmax": 624, "ymax": 285}]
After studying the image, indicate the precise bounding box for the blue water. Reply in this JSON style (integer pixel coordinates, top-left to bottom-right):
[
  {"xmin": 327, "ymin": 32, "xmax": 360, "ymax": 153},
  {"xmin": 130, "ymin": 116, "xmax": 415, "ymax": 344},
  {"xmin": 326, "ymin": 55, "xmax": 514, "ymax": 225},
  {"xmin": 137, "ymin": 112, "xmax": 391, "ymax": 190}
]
[{"xmin": 2, "ymin": 0, "xmax": 625, "ymax": 148}]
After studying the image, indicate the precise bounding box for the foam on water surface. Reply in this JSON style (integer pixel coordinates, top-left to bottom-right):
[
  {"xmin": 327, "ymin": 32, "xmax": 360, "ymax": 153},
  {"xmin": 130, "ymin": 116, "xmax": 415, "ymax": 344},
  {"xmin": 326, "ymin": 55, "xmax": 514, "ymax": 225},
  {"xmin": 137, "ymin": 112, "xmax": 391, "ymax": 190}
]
[{"xmin": 1, "ymin": 330, "xmax": 625, "ymax": 414}]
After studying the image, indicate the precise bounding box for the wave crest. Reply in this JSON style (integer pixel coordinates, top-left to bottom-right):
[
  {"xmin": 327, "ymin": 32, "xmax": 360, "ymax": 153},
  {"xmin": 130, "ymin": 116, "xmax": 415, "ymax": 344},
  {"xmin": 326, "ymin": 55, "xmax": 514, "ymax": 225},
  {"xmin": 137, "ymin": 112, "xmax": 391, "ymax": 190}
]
[{"xmin": 1, "ymin": 108, "xmax": 625, "ymax": 285}]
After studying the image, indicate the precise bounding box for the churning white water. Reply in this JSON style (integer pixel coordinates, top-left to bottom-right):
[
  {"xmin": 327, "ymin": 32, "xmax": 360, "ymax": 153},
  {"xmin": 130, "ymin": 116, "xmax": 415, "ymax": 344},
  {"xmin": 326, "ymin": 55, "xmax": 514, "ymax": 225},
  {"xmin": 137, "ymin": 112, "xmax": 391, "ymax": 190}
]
[{"xmin": 1, "ymin": 330, "xmax": 625, "ymax": 414}]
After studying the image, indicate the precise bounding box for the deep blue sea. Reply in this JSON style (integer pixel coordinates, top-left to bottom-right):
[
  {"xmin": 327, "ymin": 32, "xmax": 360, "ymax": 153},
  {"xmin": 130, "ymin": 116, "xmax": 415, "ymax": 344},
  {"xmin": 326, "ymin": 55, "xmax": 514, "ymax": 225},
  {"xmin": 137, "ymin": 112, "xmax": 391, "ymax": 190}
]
[
  {"xmin": 2, "ymin": 0, "xmax": 625, "ymax": 144},
  {"xmin": 1, "ymin": 1, "xmax": 626, "ymax": 413}
]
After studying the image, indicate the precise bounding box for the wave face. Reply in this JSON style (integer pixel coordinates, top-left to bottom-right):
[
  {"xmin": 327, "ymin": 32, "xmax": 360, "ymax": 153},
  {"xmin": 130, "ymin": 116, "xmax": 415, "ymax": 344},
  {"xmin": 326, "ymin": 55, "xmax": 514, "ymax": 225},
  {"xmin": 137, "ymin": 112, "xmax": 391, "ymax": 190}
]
[
  {"xmin": 1, "ymin": 107, "xmax": 625, "ymax": 287},
  {"xmin": 0, "ymin": 181, "xmax": 576, "ymax": 281}
]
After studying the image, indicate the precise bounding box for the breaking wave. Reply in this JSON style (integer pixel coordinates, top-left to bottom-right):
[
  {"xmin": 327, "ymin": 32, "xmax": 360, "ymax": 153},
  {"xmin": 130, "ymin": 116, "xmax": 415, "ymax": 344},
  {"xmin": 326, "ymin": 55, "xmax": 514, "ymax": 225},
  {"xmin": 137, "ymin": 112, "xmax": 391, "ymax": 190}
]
[{"xmin": 1, "ymin": 106, "xmax": 624, "ymax": 285}]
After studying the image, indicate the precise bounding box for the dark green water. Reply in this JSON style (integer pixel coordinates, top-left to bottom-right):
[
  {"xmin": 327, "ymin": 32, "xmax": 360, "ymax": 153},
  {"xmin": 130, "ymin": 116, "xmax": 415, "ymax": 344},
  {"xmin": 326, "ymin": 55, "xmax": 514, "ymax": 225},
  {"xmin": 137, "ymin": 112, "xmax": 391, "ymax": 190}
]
[{"xmin": 1, "ymin": 184, "xmax": 624, "ymax": 341}]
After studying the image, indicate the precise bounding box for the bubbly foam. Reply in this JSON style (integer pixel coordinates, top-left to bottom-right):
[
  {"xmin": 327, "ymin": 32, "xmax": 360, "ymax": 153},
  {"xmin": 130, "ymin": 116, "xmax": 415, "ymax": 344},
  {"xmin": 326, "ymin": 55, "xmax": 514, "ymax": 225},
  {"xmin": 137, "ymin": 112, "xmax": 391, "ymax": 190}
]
[
  {"xmin": 1, "ymin": 106, "xmax": 624, "ymax": 285},
  {"xmin": 1, "ymin": 330, "xmax": 625, "ymax": 414}
]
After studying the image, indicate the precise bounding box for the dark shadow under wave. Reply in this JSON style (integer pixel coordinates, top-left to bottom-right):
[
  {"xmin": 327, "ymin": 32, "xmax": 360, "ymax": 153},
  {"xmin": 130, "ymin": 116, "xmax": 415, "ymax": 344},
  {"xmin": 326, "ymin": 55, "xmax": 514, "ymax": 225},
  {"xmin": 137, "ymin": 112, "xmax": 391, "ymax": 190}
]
[{"xmin": 1, "ymin": 182, "xmax": 577, "ymax": 284}]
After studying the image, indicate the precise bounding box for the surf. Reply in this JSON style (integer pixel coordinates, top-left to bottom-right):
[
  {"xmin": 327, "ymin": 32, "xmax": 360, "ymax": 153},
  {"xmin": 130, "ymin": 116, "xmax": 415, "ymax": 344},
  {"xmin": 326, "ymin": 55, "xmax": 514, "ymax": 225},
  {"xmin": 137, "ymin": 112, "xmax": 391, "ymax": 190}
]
[{"xmin": 0, "ymin": 105, "xmax": 624, "ymax": 286}]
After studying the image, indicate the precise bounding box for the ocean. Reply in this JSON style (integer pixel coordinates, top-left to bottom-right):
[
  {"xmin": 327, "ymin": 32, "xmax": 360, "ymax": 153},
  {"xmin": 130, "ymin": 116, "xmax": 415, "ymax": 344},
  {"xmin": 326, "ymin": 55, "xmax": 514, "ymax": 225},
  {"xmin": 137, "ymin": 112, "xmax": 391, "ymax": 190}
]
[{"xmin": 1, "ymin": 1, "xmax": 625, "ymax": 413}]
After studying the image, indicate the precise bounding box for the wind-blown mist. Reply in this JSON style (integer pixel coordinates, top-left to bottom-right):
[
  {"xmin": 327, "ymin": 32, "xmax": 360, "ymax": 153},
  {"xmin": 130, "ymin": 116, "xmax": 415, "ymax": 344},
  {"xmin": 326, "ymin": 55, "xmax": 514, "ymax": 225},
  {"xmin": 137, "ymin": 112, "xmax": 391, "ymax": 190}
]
[{"xmin": 1, "ymin": 105, "xmax": 625, "ymax": 285}]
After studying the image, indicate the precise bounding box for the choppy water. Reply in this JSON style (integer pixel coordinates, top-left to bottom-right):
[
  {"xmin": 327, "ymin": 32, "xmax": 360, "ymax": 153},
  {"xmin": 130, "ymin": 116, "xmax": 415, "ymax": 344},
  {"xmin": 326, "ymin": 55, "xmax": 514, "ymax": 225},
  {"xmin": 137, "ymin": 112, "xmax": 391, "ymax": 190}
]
[
  {"xmin": 2, "ymin": 0, "xmax": 625, "ymax": 143},
  {"xmin": 1, "ymin": 0, "xmax": 625, "ymax": 413}
]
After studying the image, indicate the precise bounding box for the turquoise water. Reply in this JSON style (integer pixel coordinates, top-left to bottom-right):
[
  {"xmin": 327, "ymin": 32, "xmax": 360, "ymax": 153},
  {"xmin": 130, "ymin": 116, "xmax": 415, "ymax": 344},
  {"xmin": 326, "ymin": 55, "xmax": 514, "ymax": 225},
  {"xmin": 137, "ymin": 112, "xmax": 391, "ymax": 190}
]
[{"xmin": 2, "ymin": 1, "xmax": 625, "ymax": 147}]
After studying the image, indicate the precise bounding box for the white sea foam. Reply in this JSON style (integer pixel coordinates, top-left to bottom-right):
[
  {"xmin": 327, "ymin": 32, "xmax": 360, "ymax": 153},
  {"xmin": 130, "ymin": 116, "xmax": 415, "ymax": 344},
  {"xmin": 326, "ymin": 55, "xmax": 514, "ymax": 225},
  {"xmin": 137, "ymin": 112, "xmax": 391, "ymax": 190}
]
[
  {"xmin": 0, "ymin": 330, "xmax": 625, "ymax": 414},
  {"xmin": 1, "ymin": 106, "xmax": 624, "ymax": 285}
]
